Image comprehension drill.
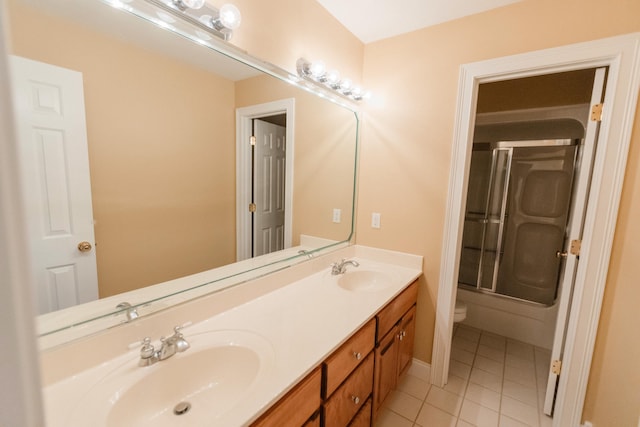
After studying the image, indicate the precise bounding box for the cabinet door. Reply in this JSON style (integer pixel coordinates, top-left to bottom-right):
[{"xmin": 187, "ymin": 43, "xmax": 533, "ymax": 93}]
[
  {"xmin": 397, "ymin": 305, "xmax": 417, "ymax": 378},
  {"xmin": 373, "ymin": 325, "xmax": 398, "ymax": 417}
]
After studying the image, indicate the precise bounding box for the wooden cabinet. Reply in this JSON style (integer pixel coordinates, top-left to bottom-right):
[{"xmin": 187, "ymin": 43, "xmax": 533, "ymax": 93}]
[
  {"xmin": 323, "ymin": 320, "xmax": 376, "ymax": 398},
  {"xmin": 252, "ymin": 367, "xmax": 322, "ymax": 427},
  {"xmin": 323, "ymin": 318, "xmax": 376, "ymax": 427},
  {"xmin": 252, "ymin": 282, "xmax": 418, "ymax": 427},
  {"xmin": 348, "ymin": 397, "xmax": 372, "ymax": 427},
  {"xmin": 376, "ymin": 281, "xmax": 419, "ymax": 342},
  {"xmin": 323, "ymin": 353, "xmax": 374, "ymax": 427},
  {"xmin": 373, "ymin": 324, "xmax": 399, "ymax": 412},
  {"xmin": 397, "ymin": 306, "xmax": 417, "ymax": 378},
  {"xmin": 303, "ymin": 412, "xmax": 321, "ymax": 427},
  {"xmin": 373, "ymin": 282, "xmax": 419, "ymax": 419}
]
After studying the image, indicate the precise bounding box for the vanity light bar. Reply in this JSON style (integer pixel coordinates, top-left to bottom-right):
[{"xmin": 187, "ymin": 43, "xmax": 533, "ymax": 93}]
[
  {"xmin": 296, "ymin": 58, "xmax": 370, "ymax": 102},
  {"xmin": 111, "ymin": 0, "xmax": 242, "ymax": 41}
]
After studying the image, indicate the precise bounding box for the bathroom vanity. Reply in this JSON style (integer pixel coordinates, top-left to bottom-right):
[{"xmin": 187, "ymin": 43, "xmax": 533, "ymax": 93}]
[
  {"xmin": 253, "ymin": 281, "xmax": 419, "ymax": 426},
  {"xmin": 39, "ymin": 245, "xmax": 422, "ymax": 426}
]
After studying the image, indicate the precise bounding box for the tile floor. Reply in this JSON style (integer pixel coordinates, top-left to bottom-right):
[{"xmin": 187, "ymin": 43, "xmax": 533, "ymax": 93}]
[{"xmin": 374, "ymin": 324, "xmax": 554, "ymax": 427}]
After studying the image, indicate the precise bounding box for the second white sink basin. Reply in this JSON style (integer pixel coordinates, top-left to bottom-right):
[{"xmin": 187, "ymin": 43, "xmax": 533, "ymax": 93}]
[
  {"xmin": 66, "ymin": 330, "xmax": 274, "ymax": 427},
  {"xmin": 337, "ymin": 270, "xmax": 393, "ymax": 292}
]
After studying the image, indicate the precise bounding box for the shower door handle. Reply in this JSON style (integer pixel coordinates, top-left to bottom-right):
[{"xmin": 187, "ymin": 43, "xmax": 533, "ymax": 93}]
[{"xmin": 556, "ymin": 250, "xmax": 568, "ymax": 259}]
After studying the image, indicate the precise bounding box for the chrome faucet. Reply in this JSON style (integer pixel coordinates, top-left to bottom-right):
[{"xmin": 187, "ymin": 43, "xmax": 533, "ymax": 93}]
[
  {"xmin": 138, "ymin": 326, "xmax": 190, "ymax": 367},
  {"xmin": 116, "ymin": 302, "xmax": 139, "ymax": 322},
  {"xmin": 331, "ymin": 258, "xmax": 360, "ymax": 275}
]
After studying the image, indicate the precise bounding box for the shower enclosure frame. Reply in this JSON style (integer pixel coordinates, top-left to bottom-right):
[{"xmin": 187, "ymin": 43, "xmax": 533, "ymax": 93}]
[{"xmin": 459, "ymin": 139, "xmax": 580, "ymax": 305}]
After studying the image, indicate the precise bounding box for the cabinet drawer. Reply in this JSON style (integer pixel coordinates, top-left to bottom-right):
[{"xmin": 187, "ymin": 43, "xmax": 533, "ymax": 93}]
[
  {"xmin": 323, "ymin": 353, "xmax": 374, "ymax": 427},
  {"xmin": 348, "ymin": 397, "xmax": 372, "ymax": 427},
  {"xmin": 303, "ymin": 411, "xmax": 321, "ymax": 427},
  {"xmin": 376, "ymin": 281, "xmax": 418, "ymax": 342},
  {"xmin": 324, "ymin": 318, "xmax": 376, "ymax": 398},
  {"xmin": 252, "ymin": 367, "xmax": 321, "ymax": 427}
]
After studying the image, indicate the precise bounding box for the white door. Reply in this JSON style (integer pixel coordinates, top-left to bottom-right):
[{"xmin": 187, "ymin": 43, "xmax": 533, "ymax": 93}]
[
  {"xmin": 252, "ymin": 119, "xmax": 286, "ymax": 257},
  {"xmin": 543, "ymin": 67, "xmax": 607, "ymax": 415},
  {"xmin": 9, "ymin": 56, "xmax": 98, "ymax": 315}
]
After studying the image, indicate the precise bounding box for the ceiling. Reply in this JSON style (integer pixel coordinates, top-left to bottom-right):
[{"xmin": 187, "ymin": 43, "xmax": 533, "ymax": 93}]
[{"xmin": 315, "ymin": 0, "xmax": 522, "ymax": 44}]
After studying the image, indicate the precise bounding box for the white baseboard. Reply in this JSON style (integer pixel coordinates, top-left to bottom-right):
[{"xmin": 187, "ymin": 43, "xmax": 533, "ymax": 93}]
[{"xmin": 407, "ymin": 358, "xmax": 431, "ymax": 382}]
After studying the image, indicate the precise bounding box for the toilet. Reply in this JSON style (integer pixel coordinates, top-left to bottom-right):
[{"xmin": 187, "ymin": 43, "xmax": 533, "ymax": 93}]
[{"xmin": 454, "ymin": 300, "xmax": 467, "ymax": 323}]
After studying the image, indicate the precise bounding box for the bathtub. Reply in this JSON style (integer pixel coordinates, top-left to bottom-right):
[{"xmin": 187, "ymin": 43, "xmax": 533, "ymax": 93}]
[{"xmin": 456, "ymin": 287, "xmax": 558, "ymax": 349}]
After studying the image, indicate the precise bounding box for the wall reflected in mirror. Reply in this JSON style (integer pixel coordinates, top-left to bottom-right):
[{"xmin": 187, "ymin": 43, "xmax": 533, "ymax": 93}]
[{"xmin": 6, "ymin": 0, "xmax": 358, "ymax": 339}]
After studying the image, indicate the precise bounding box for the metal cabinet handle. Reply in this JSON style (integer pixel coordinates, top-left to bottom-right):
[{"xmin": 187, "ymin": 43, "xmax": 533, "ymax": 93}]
[
  {"xmin": 353, "ymin": 351, "xmax": 362, "ymax": 360},
  {"xmin": 351, "ymin": 395, "xmax": 360, "ymax": 405}
]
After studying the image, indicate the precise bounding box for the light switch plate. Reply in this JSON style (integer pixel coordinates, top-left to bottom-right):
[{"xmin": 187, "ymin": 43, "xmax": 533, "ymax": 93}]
[
  {"xmin": 371, "ymin": 212, "xmax": 381, "ymax": 229},
  {"xmin": 332, "ymin": 208, "xmax": 341, "ymax": 223}
]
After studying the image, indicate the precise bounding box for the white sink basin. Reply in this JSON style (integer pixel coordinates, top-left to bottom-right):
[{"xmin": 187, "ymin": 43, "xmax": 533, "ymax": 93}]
[
  {"xmin": 66, "ymin": 330, "xmax": 274, "ymax": 427},
  {"xmin": 337, "ymin": 270, "xmax": 393, "ymax": 292}
]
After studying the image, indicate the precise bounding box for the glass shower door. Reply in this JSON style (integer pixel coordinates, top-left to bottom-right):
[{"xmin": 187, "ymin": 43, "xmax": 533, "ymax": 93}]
[{"xmin": 459, "ymin": 146, "xmax": 511, "ymax": 291}]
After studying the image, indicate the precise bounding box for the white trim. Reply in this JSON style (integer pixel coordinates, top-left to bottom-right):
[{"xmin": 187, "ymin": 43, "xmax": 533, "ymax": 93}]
[
  {"xmin": 407, "ymin": 358, "xmax": 432, "ymax": 382},
  {"xmin": 0, "ymin": 4, "xmax": 45, "ymax": 424},
  {"xmin": 235, "ymin": 99, "xmax": 295, "ymax": 261},
  {"xmin": 431, "ymin": 33, "xmax": 640, "ymax": 427}
]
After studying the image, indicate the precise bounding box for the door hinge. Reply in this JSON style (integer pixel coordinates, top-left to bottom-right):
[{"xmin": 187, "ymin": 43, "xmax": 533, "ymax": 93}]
[
  {"xmin": 551, "ymin": 359, "xmax": 562, "ymax": 375},
  {"xmin": 250, "ymin": 136, "xmax": 256, "ymax": 146},
  {"xmin": 590, "ymin": 103, "xmax": 603, "ymax": 122},
  {"xmin": 570, "ymin": 239, "xmax": 581, "ymax": 256},
  {"xmin": 249, "ymin": 203, "xmax": 256, "ymax": 213}
]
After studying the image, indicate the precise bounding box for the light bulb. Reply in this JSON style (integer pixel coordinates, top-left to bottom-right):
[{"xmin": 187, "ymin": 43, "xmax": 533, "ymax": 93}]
[
  {"xmin": 326, "ymin": 70, "xmax": 340, "ymax": 87},
  {"xmin": 219, "ymin": 4, "xmax": 241, "ymax": 29},
  {"xmin": 309, "ymin": 61, "xmax": 326, "ymax": 78},
  {"xmin": 340, "ymin": 79, "xmax": 352, "ymax": 94}
]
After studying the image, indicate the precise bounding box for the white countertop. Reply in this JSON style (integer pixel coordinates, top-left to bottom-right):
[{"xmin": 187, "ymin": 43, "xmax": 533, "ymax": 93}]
[{"xmin": 41, "ymin": 246, "xmax": 422, "ymax": 426}]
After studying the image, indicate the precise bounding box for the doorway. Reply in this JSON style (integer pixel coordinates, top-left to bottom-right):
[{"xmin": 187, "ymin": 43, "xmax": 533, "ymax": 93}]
[
  {"xmin": 236, "ymin": 99, "xmax": 295, "ymax": 261},
  {"xmin": 431, "ymin": 34, "xmax": 640, "ymax": 427},
  {"xmin": 252, "ymin": 115, "xmax": 286, "ymax": 257},
  {"xmin": 454, "ymin": 65, "xmax": 607, "ymax": 421}
]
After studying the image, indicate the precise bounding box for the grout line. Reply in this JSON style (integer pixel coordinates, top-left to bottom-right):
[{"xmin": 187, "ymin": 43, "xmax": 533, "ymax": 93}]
[{"xmin": 383, "ymin": 327, "xmax": 555, "ymax": 427}]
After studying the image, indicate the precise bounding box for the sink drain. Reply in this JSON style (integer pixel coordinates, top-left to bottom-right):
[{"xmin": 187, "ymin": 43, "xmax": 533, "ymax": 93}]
[{"xmin": 173, "ymin": 401, "xmax": 192, "ymax": 416}]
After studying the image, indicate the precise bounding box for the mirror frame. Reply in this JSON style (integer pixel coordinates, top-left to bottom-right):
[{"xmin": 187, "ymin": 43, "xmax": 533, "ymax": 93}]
[{"xmin": 28, "ymin": 0, "xmax": 361, "ymax": 348}]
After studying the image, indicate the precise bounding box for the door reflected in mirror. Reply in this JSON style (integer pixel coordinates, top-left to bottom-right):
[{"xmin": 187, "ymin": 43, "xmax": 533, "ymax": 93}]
[{"xmin": 6, "ymin": 0, "xmax": 358, "ymax": 340}]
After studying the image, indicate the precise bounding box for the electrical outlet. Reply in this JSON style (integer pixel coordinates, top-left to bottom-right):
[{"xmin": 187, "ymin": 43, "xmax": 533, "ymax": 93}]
[
  {"xmin": 371, "ymin": 212, "xmax": 381, "ymax": 229},
  {"xmin": 332, "ymin": 208, "xmax": 341, "ymax": 223}
]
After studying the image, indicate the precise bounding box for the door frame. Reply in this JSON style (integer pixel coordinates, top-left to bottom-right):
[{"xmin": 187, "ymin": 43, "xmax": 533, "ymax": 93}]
[
  {"xmin": 431, "ymin": 33, "xmax": 640, "ymax": 426},
  {"xmin": 236, "ymin": 98, "xmax": 295, "ymax": 261}
]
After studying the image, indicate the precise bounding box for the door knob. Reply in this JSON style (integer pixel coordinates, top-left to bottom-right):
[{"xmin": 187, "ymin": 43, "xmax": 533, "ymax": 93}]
[
  {"xmin": 556, "ymin": 250, "xmax": 568, "ymax": 258},
  {"xmin": 78, "ymin": 241, "xmax": 93, "ymax": 252}
]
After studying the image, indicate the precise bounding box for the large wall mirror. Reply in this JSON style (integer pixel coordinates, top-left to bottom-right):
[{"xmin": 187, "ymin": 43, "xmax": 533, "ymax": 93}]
[{"xmin": 7, "ymin": 0, "xmax": 359, "ymax": 346}]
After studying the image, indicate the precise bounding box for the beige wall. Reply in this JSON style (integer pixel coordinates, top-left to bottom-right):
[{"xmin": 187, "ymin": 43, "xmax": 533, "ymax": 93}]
[
  {"xmin": 358, "ymin": 0, "xmax": 640, "ymax": 424},
  {"xmin": 11, "ymin": 0, "xmax": 638, "ymax": 424},
  {"xmin": 232, "ymin": 0, "xmax": 363, "ymax": 85},
  {"xmin": 235, "ymin": 74, "xmax": 357, "ymax": 243},
  {"xmin": 8, "ymin": 1, "xmax": 237, "ymax": 297}
]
